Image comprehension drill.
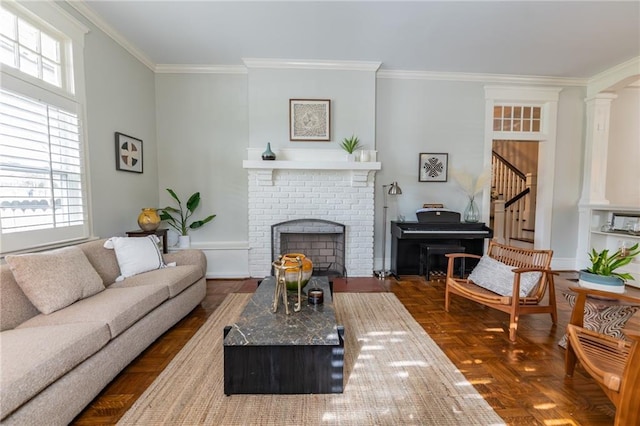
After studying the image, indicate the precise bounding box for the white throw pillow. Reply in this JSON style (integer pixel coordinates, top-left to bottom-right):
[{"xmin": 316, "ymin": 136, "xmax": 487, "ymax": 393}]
[
  {"xmin": 467, "ymin": 255, "xmax": 542, "ymax": 297},
  {"xmin": 104, "ymin": 235, "xmax": 166, "ymax": 281},
  {"xmin": 5, "ymin": 246, "xmax": 105, "ymax": 314}
]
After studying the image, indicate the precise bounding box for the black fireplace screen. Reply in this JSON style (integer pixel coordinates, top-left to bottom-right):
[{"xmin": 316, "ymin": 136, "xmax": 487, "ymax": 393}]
[{"xmin": 271, "ymin": 219, "xmax": 346, "ymax": 279}]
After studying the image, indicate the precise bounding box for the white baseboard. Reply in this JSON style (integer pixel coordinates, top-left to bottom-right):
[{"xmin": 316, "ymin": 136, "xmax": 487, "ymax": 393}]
[
  {"xmin": 550, "ymin": 257, "xmax": 577, "ymax": 271},
  {"xmin": 169, "ymin": 241, "xmax": 250, "ymax": 279}
]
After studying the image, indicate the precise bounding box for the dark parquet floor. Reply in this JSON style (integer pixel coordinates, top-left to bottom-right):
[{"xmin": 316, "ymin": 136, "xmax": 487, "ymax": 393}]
[{"xmin": 72, "ymin": 274, "xmax": 637, "ymax": 425}]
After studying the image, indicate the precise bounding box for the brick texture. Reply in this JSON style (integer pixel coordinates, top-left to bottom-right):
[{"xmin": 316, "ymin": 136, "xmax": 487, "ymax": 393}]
[{"xmin": 248, "ymin": 169, "xmax": 375, "ymax": 277}]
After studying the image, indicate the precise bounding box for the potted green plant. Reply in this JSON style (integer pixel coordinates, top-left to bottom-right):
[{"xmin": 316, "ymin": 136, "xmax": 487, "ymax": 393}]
[
  {"xmin": 579, "ymin": 243, "xmax": 640, "ymax": 293},
  {"xmin": 159, "ymin": 188, "xmax": 216, "ymax": 248},
  {"xmin": 340, "ymin": 135, "xmax": 361, "ymax": 161}
]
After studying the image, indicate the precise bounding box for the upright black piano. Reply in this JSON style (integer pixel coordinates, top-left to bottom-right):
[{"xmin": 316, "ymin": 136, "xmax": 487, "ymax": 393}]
[{"xmin": 390, "ymin": 209, "xmax": 493, "ymax": 276}]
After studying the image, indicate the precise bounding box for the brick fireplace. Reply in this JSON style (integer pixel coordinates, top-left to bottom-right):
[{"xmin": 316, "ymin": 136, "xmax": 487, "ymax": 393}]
[
  {"xmin": 244, "ymin": 148, "xmax": 380, "ymax": 278},
  {"xmin": 272, "ymin": 218, "xmax": 346, "ymax": 278}
]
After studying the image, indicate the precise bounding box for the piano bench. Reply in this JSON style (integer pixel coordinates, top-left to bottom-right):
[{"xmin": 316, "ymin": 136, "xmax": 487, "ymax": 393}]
[{"xmin": 419, "ymin": 244, "xmax": 465, "ymax": 281}]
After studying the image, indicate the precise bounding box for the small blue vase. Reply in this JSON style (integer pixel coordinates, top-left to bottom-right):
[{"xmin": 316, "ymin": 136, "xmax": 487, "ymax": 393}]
[{"xmin": 261, "ymin": 143, "xmax": 276, "ymax": 160}]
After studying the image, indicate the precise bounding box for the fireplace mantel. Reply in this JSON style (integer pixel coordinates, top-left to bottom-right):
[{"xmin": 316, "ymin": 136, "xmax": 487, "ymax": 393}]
[
  {"xmin": 242, "ymin": 160, "xmax": 381, "ymax": 171},
  {"xmin": 243, "ymin": 148, "xmax": 381, "ymax": 186}
]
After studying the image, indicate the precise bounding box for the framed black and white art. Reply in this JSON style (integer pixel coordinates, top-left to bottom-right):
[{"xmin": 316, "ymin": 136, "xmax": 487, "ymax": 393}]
[
  {"xmin": 419, "ymin": 153, "xmax": 448, "ymax": 182},
  {"xmin": 289, "ymin": 99, "xmax": 331, "ymax": 141},
  {"xmin": 115, "ymin": 132, "xmax": 143, "ymax": 173}
]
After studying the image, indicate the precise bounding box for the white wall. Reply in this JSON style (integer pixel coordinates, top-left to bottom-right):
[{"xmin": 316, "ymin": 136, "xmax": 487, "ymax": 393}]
[
  {"xmin": 607, "ymin": 86, "xmax": 640, "ymax": 206},
  {"xmin": 247, "ymin": 68, "xmax": 377, "ymax": 152},
  {"xmin": 155, "ymin": 72, "xmax": 249, "ymax": 243},
  {"xmin": 64, "ymin": 4, "xmax": 158, "ymax": 239},
  {"xmin": 376, "ymin": 78, "xmax": 486, "ymax": 215},
  {"xmin": 154, "ymin": 73, "xmax": 250, "ymax": 276}
]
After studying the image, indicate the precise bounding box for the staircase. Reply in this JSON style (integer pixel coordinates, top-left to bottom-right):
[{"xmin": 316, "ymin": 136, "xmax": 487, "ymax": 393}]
[{"xmin": 491, "ymin": 151, "xmax": 536, "ymax": 248}]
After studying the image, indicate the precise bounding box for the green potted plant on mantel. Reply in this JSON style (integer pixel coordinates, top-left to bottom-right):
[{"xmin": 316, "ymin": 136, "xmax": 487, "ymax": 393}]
[
  {"xmin": 340, "ymin": 135, "xmax": 361, "ymax": 162},
  {"xmin": 159, "ymin": 188, "xmax": 216, "ymax": 248},
  {"xmin": 579, "ymin": 243, "xmax": 640, "ymax": 294}
]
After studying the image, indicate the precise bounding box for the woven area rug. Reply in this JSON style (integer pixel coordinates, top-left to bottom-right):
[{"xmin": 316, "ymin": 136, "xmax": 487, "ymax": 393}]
[{"xmin": 118, "ymin": 293, "xmax": 505, "ymax": 425}]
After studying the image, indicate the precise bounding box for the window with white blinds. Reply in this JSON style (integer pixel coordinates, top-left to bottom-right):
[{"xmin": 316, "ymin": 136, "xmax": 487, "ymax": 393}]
[{"xmin": 0, "ymin": 2, "xmax": 88, "ymax": 254}]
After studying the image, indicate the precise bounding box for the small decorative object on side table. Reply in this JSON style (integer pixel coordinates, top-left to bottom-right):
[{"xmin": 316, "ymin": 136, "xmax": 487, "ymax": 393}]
[
  {"xmin": 125, "ymin": 228, "xmax": 168, "ymax": 253},
  {"xmin": 137, "ymin": 207, "xmax": 161, "ymax": 231}
]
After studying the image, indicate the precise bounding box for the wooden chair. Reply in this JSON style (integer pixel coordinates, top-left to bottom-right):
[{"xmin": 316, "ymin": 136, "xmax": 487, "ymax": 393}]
[
  {"xmin": 445, "ymin": 241, "xmax": 556, "ymax": 342},
  {"xmin": 564, "ymin": 286, "xmax": 640, "ymax": 426}
]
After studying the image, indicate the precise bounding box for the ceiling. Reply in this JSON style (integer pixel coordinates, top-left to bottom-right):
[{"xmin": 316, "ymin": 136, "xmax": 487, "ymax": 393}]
[{"xmin": 79, "ymin": 1, "xmax": 640, "ymax": 78}]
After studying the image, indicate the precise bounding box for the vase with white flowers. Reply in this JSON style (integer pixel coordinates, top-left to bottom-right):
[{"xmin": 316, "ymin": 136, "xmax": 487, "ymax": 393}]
[{"xmin": 450, "ymin": 168, "xmax": 490, "ymax": 223}]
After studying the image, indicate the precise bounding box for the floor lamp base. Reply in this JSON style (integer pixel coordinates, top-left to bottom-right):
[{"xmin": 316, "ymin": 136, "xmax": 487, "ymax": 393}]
[{"xmin": 374, "ymin": 269, "xmax": 396, "ymax": 280}]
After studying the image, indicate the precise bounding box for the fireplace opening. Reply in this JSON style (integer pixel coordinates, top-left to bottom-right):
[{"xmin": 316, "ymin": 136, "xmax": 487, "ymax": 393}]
[{"xmin": 271, "ymin": 219, "xmax": 346, "ymax": 279}]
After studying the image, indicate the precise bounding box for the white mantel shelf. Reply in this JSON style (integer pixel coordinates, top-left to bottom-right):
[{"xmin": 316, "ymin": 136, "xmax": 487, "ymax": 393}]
[
  {"xmin": 242, "ymin": 160, "xmax": 381, "ymax": 171},
  {"xmin": 243, "ymin": 148, "xmax": 381, "ymax": 186}
]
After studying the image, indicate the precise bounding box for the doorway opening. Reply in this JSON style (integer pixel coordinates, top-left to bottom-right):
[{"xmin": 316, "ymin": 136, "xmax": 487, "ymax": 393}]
[{"xmin": 491, "ymin": 138, "xmax": 540, "ymax": 248}]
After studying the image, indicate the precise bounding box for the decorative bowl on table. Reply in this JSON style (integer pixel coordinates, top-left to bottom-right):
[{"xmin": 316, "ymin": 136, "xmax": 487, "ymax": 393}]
[{"xmin": 280, "ymin": 253, "xmax": 313, "ymax": 291}]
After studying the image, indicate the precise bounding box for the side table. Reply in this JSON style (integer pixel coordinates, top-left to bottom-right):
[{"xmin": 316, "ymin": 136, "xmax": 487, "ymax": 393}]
[{"xmin": 125, "ymin": 228, "xmax": 168, "ymax": 253}]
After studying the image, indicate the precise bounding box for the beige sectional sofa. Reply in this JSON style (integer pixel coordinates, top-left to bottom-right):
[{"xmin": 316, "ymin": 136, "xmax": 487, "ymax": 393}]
[{"xmin": 0, "ymin": 238, "xmax": 207, "ymax": 425}]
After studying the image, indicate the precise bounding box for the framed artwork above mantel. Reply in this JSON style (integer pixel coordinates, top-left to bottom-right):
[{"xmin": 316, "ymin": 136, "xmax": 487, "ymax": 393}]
[{"xmin": 289, "ymin": 99, "xmax": 331, "ymax": 141}]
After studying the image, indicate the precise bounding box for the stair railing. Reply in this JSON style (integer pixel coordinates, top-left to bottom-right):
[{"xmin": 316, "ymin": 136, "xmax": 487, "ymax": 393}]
[{"xmin": 492, "ymin": 151, "xmax": 536, "ymax": 244}]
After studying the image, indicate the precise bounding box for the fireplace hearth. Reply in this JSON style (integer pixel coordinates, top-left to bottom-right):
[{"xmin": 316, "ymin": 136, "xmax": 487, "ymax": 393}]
[{"xmin": 271, "ymin": 219, "xmax": 346, "ymax": 279}]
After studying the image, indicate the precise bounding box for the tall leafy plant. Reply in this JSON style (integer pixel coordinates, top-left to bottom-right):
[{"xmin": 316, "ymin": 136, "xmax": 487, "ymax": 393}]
[
  {"xmin": 586, "ymin": 243, "xmax": 640, "ymax": 281},
  {"xmin": 159, "ymin": 188, "xmax": 216, "ymax": 236}
]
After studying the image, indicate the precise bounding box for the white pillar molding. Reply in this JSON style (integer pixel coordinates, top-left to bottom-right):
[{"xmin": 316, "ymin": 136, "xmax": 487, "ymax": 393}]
[{"xmin": 579, "ymin": 93, "xmax": 618, "ymax": 206}]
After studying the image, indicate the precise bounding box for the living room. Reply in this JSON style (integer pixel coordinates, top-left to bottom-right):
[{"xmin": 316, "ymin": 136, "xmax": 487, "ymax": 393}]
[
  {"xmin": 77, "ymin": 3, "xmax": 638, "ymax": 280},
  {"xmin": 1, "ymin": 1, "xmax": 639, "ymax": 425}
]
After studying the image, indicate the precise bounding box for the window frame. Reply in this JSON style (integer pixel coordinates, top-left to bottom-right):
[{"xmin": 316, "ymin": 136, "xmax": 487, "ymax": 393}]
[{"xmin": 1, "ymin": 0, "xmax": 91, "ymax": 255}]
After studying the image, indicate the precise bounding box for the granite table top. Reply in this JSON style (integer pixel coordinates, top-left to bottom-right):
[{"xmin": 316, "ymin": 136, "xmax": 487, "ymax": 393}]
[{"xmin": 224, "ymin": 276, "xmax": 340, "ymax": 346}]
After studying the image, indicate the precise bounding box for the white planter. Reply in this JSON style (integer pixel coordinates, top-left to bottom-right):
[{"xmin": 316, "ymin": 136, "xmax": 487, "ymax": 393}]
[
  {"xmin": 578, "ymin": 270, "xmax": 626, "ymax": 294},
  {"xmin": 167, "ymin": 230, "xmax": 179, "ymax": 247},
  {"xmin": 178, "ymin": 235, "xmax": 191, "ymax": 248},
  {"xmin": 346, "ymin": 153, "xmax": 356, "ymax": 162}
]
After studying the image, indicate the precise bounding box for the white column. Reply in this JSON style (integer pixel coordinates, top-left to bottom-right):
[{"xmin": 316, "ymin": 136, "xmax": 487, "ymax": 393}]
[{"xmin": 579, "ymin": 93, "xmax": 617, "ymax": 205}]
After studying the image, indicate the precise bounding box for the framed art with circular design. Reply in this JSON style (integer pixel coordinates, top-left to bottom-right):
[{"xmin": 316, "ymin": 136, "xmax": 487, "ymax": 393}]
[{"xmin": 115, "ymin": 132, "xmax": 143, "ymax": 173}]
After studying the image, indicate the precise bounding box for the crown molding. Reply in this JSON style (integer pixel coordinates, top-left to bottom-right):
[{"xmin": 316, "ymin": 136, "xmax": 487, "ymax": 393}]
[
  {"xmin": 242, "ymin": 58, "xmax": 381, "ymax": 72},
  {"xmin": 484, "ymin": 85, "xmax": 562, "ymax": 102},
  {"xmin": 377, "ymin": 69, "xmax": 587, "ymax": 86},
  {"xmin": 587, "ymin": 56, "xmax": 640, "ymax": 97},
  {"xmin": 66, "ymin": 0, "xmax": 155, "ymax": 71},
  {"xmin": 155, "ymin": 64, "xmax": 248, "ymax": 74}
]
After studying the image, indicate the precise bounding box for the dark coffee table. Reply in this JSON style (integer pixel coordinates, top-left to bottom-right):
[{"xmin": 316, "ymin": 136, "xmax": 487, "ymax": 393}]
[{"xmin": 223, "ymin": 276, "xmax": 344, "ymax": 395}]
